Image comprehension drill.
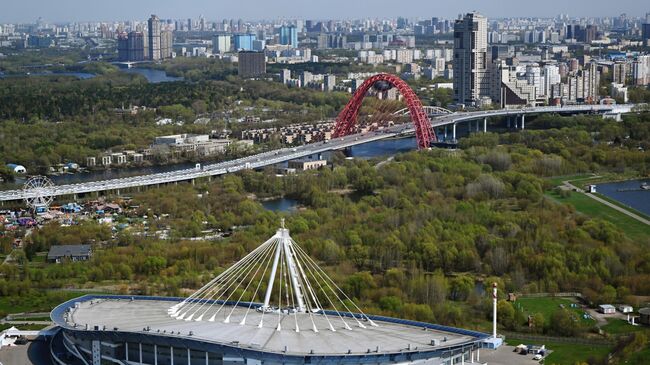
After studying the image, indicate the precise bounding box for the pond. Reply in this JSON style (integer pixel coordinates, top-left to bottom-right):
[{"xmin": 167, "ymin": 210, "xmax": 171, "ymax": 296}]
[{"xmin": 261, "ymin": 198, "xmax": 299, "ymax": 212}]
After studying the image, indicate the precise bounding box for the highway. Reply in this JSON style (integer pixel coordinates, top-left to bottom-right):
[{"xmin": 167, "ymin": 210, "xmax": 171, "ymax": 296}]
[{"xmin": 0, "ymin": 104, "xmax": 635, "ymax": 202}]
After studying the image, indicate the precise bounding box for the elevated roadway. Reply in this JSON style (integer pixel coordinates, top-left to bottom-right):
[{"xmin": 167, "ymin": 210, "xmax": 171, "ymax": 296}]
[{"xmin": 0, "ymin": 104, "xmax": 635, "ymax": 202}]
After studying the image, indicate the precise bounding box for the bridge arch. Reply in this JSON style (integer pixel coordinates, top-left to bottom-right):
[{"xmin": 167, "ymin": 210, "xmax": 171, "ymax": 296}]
[{"xmin": 332, "ymin": 73, "xmax": 437, "ymax": 149}]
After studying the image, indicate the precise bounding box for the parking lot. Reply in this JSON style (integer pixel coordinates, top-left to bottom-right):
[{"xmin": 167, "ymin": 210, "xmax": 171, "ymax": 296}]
[
  {"xmin": 0, "ymin": 340, "xmax": 53, "ymax": 365},
  {"xmin": 479, "ymin": 344, "xmax": 544, "ymax": 365}
]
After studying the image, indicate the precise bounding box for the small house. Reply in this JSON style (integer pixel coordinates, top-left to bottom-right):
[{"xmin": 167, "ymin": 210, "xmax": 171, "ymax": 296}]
[
  {"xmin": 47, "ymin": 244, "xmax": 92, "ymax": 263},
  {"xmin": 598, "ymin": 304, "xmax": 616, "ymax": 314},
  {"xmin": 588, "ymin": 185, "xmax": 597, "ymax": 193},
  {"xmin": 618, "ymin": 305, "xmax": 633, "ymax": 314}
]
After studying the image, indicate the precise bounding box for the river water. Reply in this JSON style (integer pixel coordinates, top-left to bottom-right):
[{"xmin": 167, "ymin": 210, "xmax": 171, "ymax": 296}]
[
  {"xmin": 595, "ymin": 179, "xmax": 650, "ymax": 216},
  {"xmin": 0, "ymin": 137, "xmax": 422, "ymax": 191},
  {"xmin": 121, "ymin": 68, "xmax": 183, "ymax": 83},
  {"xmin": 0, "ymin": 68, "xmax": 181, "ymax": 83}
]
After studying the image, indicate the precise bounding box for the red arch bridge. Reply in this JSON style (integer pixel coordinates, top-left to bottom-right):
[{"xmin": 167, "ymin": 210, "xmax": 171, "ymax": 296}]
[
  {"xmin": 332, "ymin": 73, "xmax": 438, "ymax": 150},
  {"xmin": 0, "ymin": 89, "xmax": 634, "ymax": 202}
]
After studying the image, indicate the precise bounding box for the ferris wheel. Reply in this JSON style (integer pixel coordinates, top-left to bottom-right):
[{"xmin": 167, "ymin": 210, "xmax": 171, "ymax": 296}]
[{"xmin": 23, "ymin": 176, "xmax": 55, "ymax": 212}]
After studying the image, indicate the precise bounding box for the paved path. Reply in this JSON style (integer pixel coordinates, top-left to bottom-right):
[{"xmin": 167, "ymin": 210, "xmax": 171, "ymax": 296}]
[{"xmin": 563, "ymin": 181, "xmax": 650, "ymax": 226}]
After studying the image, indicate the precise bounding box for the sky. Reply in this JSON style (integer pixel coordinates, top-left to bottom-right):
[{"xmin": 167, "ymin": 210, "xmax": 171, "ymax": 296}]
[{"xmin": 1, "ymin": 0, "xmax": 648, "ymax": 23}]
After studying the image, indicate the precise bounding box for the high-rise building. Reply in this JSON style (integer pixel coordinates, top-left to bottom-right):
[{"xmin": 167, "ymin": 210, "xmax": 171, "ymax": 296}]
[
  {"xmin": 148, "ymin": 15, "xmax": 162, "ymax": 60},
  {"xmin": 117, "ymin": 32, "xmax": 129, "ymax": 61},
  {"xmin": 117, "ymin": 31, "xmax": 146, "ymax": 61},
  {"xmin": 280, "ymin": 69, "xmax": 291, "ymax": 84},
  {"xmin": 542, "ymin": 64, "xmax": 561, "ymax": 98},
  {"xmin": 279, "ymin": 25, "xmax": 298, "ymax": 48},
  {"xmin": 613, "ymin": 62, "xmax": 628, "ymax": 85},
  {"xmin": 642, "ymin": 23, "xmax": 650, "ymax": 46},
  {"xmin": 453, "ymin": 12, "xmax": 490, "ymax": 106},
  {"xmin": 234, "ymin": 34, "xmax": 256, "ymax": 51},
  {"xmin": 160, "ymin": 30, "xmax": 173, "ymax": 59},
  {"xmin": 238, "ymin": 51, "xmax": 266, "ymax": 77},
  {"xmin": 632, "ymin": 55, "xmax": 650, "ymax": 86},
  {"xmin": 213, "ymin": 35, "xmax": 232, "ymax": 53},
  {"xmin": 324, "ymin": 74, "xmax": 336, "ymax": 91}
]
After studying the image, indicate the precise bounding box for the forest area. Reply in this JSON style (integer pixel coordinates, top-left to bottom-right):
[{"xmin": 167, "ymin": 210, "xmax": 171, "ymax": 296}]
[{"xmin": 2, "ymin": 115, "xmax": 649, "ymax": 352}]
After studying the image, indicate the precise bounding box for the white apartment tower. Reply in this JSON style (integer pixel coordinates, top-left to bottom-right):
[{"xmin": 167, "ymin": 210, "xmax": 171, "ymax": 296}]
[{"xmin": 453, "ymin": 12, "xmax": 490, "ymax": 106}]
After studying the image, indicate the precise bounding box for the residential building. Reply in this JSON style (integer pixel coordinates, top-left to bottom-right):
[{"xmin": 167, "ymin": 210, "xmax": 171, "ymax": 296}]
[
  {"xmin": 160, "ymin": 30, "xmax": 173, "ymax": 59},
  {"xmin": 453, "ymin": 12, "xmax": 490, "ymax": 106},
  {"xmin": 324, "ymin": 74, "xmax": 336, "ymax": 91},
  {"xmin": 238, "ymin": 51, "xmax": 266, "ymax": 77},
  {"xmin": 47, "ymin": 245, "xmax": 92, "ymax": 263},
  {"xmin": 643, "ymin": 23, "xmax": 650, "ymax": 46},
  {"xmin": 213, "ymin": 34, "xmax": 231, "ymax": 53},
  {"xmin": 279, "ymin": 25, "xmax": 298, "ymax": 48},
  {"xmin": 148, "ymin": 15, "xmax": 162, "ymax": 60},
  {"xmin": 610, "ymin": 83, "xmax": 628, "ymax": 103},
  {"xmin": 234, "ymin": 34, "xmax": 256, "ymax": 51},
  {"xmin": 613, "ymin": 61, "xmax": 628, "ymax": 85},
  {"xmin": 632, "ymin": 55, "xmax": 650, "ymax": 86},
  {"xmin": 288, "ymin": 159, "xmax": 327, "ymax": 171}
]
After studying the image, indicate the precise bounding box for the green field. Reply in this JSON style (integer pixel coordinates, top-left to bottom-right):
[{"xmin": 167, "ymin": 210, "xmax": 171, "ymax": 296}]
[
  {"xmin": 626, "ymin": 347, "xmax": 650, "ymax": 365},
  {"xmin": 506, "ymin": 337, "xmax": 611, "ymax": 365},
  {"xmin": 514, "ymin": 297, "xmax": 595, "ymax": 326},
  {"xmin": 601, "ymin": 318, "xmax": 649, "ymax": 335},
  {"xmin": 546, "ymin": 189, "xmax": 650, "ymax": 243},
  {"xmin": 546, "ymin": 174, "xmax": 596, "ymax": 187}
]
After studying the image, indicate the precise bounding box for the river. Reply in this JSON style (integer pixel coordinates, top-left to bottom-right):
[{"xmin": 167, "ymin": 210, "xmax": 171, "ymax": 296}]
[
  {"xmin": 0, "ymin": 68, "xmax": 182, "ymax": 83},
  {"xmin": 1, "ymin": 137, "xmax": 422, "ymax": 191},
  {"xmin": 595, "ymin": 179, "xmax": 650, "ymax": 216},
  {"xmin": 121, "ymin": 68, "xmax": 183, "ymax": 83}
]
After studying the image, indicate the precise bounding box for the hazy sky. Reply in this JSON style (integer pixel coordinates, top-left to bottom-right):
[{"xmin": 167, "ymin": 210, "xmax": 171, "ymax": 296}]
[{"xmin": 2, "ymin": 0, "xmax": 648, "ymax": 23}]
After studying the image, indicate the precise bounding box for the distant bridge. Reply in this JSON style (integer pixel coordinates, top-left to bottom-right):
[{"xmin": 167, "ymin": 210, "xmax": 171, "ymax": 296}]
[{"xmin": 0, "ymin": 104, "xmax": 635, "ymax": 203}]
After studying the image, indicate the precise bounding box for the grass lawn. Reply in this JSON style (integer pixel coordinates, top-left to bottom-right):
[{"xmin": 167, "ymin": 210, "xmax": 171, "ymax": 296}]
[
  {"xmin": 546, "ymin": 190, "xmax": 650, "ymax": 243},
  {"xmin": 546, "ymin": 174, "xmax": 595, "ymax": 187},
  {"xmin": 506, "ymin": 337, "xmax": 611, "ymax": 365},
  {"xmin": 8, "ymin": 316, "xmax": 52, "ymax": 322},
  {"xmin": 514, "ymin": 297, "xmax": 595, "ymax": 326},
  {"xmin": 601, "ymin": 318, "xmax": 649, "ymax": 335},
  {"xmin": 626, "ymin": 347, "xmax": 650, "ymax": 365}
]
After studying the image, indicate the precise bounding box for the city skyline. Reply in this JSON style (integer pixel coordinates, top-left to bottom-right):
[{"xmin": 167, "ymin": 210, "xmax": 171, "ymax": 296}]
[{"xmin": 1, "ymin": 0, "xmax": 649, "ymax": 23}]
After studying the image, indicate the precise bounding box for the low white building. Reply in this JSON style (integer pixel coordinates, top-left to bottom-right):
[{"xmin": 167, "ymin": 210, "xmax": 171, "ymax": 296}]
[
  {"xmin": 618, "ymin": 305, "xmax": 634, "ymax": 314},
  {"xmin": 598, "ymin": 304, "xmax": 616, "ymax": 314}
]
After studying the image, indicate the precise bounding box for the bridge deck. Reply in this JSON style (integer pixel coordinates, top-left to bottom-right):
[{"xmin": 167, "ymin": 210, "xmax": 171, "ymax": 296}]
[{"xmin": 0, "ymin": 105, "xmax": 631, "ymax": 201}]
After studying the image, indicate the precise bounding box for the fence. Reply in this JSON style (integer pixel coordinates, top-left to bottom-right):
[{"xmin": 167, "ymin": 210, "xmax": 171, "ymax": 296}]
[
  {"xmin": 516, "ymin": 292, "xmax": 583, "ymax": 299},
  {"xmin": 501, "ymin": 331, "xmax": 616, "ymax": 346}
]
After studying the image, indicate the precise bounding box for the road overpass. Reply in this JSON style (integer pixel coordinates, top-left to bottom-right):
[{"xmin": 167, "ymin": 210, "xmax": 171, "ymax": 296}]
[{"xmin": 0, "ymin": 104, "xmax": 635, "ymax": 202}]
